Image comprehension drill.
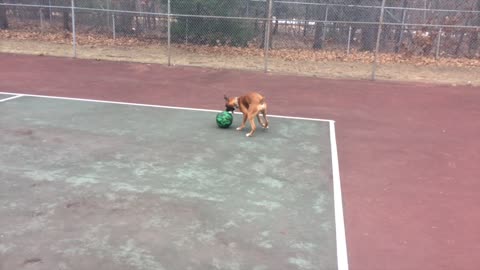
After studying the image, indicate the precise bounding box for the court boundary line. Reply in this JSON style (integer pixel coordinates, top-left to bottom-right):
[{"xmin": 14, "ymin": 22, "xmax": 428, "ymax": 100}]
[
  {"xmin": 0, "ymin": 91, "xmax": 334, "ymax": 123},
  {"xmin": 0, "ymin": 94, "xmax": 23, "ymax": 103},
  {"xmin": 330, "ymin": 121, "xmax": 349, "ymax": 270},
  {"xmin": 0, "ymin": 91, "xmax": 348, "ymax": 270}
]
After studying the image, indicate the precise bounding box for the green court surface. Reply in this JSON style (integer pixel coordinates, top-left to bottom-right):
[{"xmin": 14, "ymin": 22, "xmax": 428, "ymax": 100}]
[
  {"xmin": 0, "ymin": 95, "xmax": 343, "ymax": 270},
  {"xmin": 0, "ymin": 94, "xmax": 15, "ymax": 101}
]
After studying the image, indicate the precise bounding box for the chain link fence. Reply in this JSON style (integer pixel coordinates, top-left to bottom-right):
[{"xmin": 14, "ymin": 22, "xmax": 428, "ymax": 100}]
[{"xmin": 1, "ymin": 0, "xmax": 479, "ymax": 82}]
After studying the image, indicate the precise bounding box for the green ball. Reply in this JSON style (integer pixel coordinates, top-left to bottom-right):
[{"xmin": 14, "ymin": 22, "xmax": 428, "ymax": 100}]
[{"xmin": 216, "ymin": 111, "xmax": 233, "ymax": 128}]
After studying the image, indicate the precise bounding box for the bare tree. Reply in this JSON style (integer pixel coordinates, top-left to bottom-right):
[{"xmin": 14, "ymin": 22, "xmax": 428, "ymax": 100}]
[
  {"xmin": 468, "ymin": 0, "xmax": 480, "ymax": 57},
  {"xmin": 260, "ymin": 0, "xmax": 273, "ymax": 49},
  {"xmin": 304, "ymin": 4, "xmax": 311, "ymax": 37},
  {"xmin": 394, "ymin": 0, "xmax": 408, "ymax": 52},
  {"xmin": 40, "ymin": 0, "xmax": 51, "ymax": 20},
  {"xmin": 359, "ymin": 0, "xmax": 379, "ymax": 51},
  {"xmin": 115, "ymin": 0, "xmax": 136, "ymax": 34},
  {"xmin": 63, "ymin": 10, "xmax": 70, "ymax": 31},
  {"xmin": 313, "ymin": 1, "xmax": 328, "ymax": 50},
  {"xmin": 0, "ymin": 0, "xmax": 8, "ymax": 29}
]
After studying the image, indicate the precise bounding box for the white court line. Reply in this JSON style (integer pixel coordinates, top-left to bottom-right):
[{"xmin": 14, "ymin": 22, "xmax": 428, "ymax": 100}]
[
  {"xmin": 0, "ymin": 90, "xmax": 348, "ymax": 270},
  {"xmin": 0, "ymin": 91, "xmax": 334, "ymax": 123},
  {"xmin": 330, "ymin": 121, "xmax": 349, "ymax": 270},
  {"xmin": 0, "ymin": 94, "xmax": 24, "ymax": 103}
]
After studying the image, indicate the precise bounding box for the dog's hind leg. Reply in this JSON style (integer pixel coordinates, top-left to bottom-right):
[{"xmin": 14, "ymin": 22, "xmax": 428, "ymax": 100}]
[
  {"xmin": 257, "ymin": 114, "xmax": 265, "ymax": 128},
  {"xmin": 256, "ymin": 103, "xmax": 268, "ymax": 129},
  {"xmin": 261, "ymin": 106, "xmax": 269, "ymax": 129}
]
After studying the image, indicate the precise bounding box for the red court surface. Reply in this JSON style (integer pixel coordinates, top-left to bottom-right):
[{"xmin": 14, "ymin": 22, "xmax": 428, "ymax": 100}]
[{"xmin": 1, "ymin": 53, "xmax": 480, "ymax": 270}]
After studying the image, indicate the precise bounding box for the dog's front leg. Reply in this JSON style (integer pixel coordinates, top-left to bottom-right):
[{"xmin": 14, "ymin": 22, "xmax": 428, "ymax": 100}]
[
  {"xmin": 246, "ymin": 107, "xmax": 260, "ymax": 137},
  {"xmin": 246, "ymin": 116, "xmax": 256, "ymax": 137},
  {"xmin": 237, "ymin": 113, "xmax": 247, "ymax": 131}
]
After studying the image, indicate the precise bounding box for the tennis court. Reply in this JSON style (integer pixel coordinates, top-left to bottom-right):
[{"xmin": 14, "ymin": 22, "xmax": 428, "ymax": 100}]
[
  {"xmin": 1, "ymin": 53, "xmax": 480, "ymax": 270},
  {"xmin": 0, "ymin": 93, "xmax": 346, "ymax": 270}
]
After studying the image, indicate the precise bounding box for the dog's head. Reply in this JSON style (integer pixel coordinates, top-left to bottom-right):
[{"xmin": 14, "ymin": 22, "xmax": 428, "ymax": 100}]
[{"xmin": 224, "ymin": 95, "xmax": 237, "ymax": 112}]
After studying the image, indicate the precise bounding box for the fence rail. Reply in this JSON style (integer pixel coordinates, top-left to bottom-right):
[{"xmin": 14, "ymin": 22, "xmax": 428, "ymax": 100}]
[{"xmin": 1, "ymin": 0, "xmax": 479, "ymax": 80}]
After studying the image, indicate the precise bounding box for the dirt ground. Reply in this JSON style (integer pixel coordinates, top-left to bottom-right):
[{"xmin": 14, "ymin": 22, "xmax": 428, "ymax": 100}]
[{"xmin": 1, "ymin": 38, "xmax": 479, "ymax": 86}]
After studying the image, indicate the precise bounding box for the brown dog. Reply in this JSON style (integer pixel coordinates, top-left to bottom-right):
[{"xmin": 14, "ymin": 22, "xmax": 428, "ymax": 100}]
[{"xmin": 224, "ymin": 92, "xmax": 269, "ymax": 137}]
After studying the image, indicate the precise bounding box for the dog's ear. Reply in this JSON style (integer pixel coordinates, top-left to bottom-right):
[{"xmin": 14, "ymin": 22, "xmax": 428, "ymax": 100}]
[{"xmin": 224, "ymin": 94, "xmax": 229, "ymax": 101}]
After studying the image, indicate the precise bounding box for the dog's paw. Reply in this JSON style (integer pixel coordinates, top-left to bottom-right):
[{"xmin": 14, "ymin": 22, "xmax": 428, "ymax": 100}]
[
  {"xmin": 236, "ymin": 127, "xmax": 244, "ymax": 131},
  {"xmin": 246, "ymin": 133, "xmax": 252, "ymax": 137}
]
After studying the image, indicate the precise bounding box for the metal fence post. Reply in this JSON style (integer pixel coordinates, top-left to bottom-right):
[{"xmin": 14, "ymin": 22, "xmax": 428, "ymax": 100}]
[
  {"xmin": 435, "ymin": 27, "xmax": 442, "ymax": 59},
  {"xmin": 106, "ymin": 0, "xmax": 110, "ymax": 29},
  {"xmin": 347, "ymin": 25, "xmax": 352, "ymax": 55},
  {"xmin": 71, "ymin": 0, "xmax": 76, "ymax": 58},
  {"xmin": 398, "ymin": 9, "xmax": 407, "ymax": 46},
  {"xmin": 185, "ymin": 18, "xmax": 188, "ymax": 45},
  {"xmin": 167, "ymin": 0, "xmax": 171, "ymax": 66},
  {"xmin": 372, "ymin": 0, "xmax": 386, "ymax": 81},
  {"xmin": 39, "ymin": 8, "xmax": 44, "ymax": 32},
  {"xmin": 49, "ymin": 0, "xmax": 52, "ymax": 23},
  {"xmin": 423, "ymin": 0, "xmax": 427, "ymax": 24},
  {"xmin": 264, "ymin": 0, "xmax": 273, "ymax": 73},
  {"xmin": 112, "ymin": 13, "xmax": 116, "ymax": 40},
  {"xmin": 321, "ymin": 5, "xmax": 329, "ymax": 46}
]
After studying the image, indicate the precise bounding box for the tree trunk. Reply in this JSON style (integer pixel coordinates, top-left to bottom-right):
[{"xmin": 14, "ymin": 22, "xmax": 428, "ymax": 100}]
[
  {"xmin": 394, "ymin": 0, "xmax": 408, "ymax": 53},
  {"xmin": 63, "ymin": 10, "xmax": 70, "ymax": 31},
  {"xmin": 312, "ymin": 3, "xmax": 327, "ymax": 50},
  {"xmin": 313, "ymin": 22, "xmax": 324, "ymax": 49},
  {"xmin": 260, "ymin": 0, "xmax": 273, "ymax": 49},
  {"xmin": 468, "ymin": 0, "xmax": 480, "ymax": 57},
  {"xmin": 361, "ymin": 26, "xmax": 376, "ymax": 51},
  {"xmin": 135, "ymin": 16, "xmax": 141, "ymax": 33},
  {"xmin": 0, "ymin": 0, "xmax": 8, "ymax": 29},
  {"xmin": 453, "ymin": 17, "xmax": 471, "ymax": 56},
  {"xmin": 455, "ymin": 30, "xmax": 466, "ymax": 56},
  {"xmin": 260, "ymin": 21, "xmax": 273, "ymax": 49},
  {"xmin": 303, "ymin": 4, "xmax": 309, "ymax": 37},
  {"xmin": 147, "ymin": 1, "xmax": 155, "ymax": 30},
  {"xmin": 116, "ymin": 0, "xmax": 135, "ymax": 34},
  {"xmin": 40, "ymin": 0, "xmax": 50, "ymax": 20},
  {"xmin": 356, "ymin": 0, "xmax": 379, "ymax": 52},
  {"xmin": 470, "ymin": 31, "xmax": 479, "ymax": 57},
  {"xmin": 254, "ymin": 9, "xmax": 259, "ymax": 33}
]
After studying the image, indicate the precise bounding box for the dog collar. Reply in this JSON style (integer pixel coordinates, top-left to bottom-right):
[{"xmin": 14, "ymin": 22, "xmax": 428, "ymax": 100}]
[{"xmin": 234, "ymin": 97, "xmax": 239, "ymax": 108}]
